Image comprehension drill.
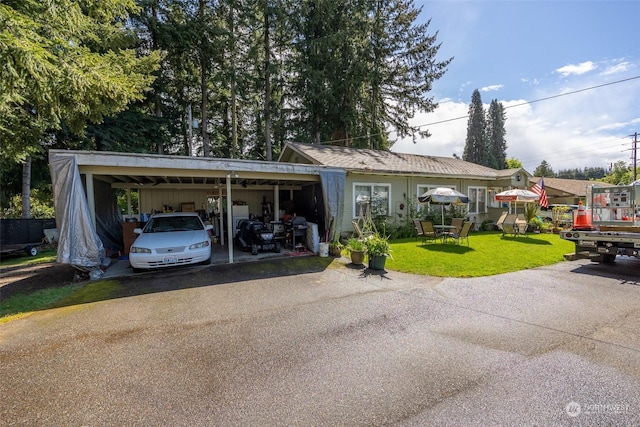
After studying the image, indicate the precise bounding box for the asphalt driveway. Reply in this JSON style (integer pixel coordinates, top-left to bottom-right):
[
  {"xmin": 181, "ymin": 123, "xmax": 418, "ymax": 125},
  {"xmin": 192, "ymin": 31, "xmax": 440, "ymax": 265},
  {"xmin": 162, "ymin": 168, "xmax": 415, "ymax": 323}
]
[{"xmin": 1, "ymin": 256, "xmax": 639, "ymax": 426}]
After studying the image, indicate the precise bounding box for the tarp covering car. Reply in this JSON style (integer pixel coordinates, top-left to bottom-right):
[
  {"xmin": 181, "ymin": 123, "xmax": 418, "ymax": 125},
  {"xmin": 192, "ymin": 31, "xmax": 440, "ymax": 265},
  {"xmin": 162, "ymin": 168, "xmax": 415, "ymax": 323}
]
[
  {"xmin": 49, "ymin": 154, "xmax": 105, "ymax": 270},
  {"xmin": 319, "ymin": 169, "xmax": 346, "ymax": 243}
]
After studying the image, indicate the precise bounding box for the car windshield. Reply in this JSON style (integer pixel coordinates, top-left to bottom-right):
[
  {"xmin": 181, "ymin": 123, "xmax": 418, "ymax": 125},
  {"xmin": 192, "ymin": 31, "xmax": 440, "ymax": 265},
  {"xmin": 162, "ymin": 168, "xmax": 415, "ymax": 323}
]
[{"xmin": 144, "ymin": 216, "xmax": 204, "ymax": 232}]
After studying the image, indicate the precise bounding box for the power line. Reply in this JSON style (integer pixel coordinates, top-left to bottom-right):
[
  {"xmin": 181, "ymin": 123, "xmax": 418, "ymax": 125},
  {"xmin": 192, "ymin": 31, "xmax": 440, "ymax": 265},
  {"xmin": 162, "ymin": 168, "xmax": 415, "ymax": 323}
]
[
  {"xmin": 517, "ymin": 135, "xmax": 629, "ymax": 164},
  {"xmin": 320, "ymin": 74, "xmax": 640, "ymax": 146},
  {"xmin": 411, "ymin": 74, "xmax": 640, "ymax": 131}
]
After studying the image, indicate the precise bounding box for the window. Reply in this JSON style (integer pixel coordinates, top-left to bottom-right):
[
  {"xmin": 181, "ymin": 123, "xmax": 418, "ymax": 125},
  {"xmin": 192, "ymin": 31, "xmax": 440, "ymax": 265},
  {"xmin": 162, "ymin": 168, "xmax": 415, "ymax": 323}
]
[
  {"xmin": 488, "ymin": 187, "xmax": 504, "ymax": 208},
  {"xmin": 468, "ymin": 187, "xmax": 487, "ymax": 214},
  {"xmin": 353, "ymin": 183, "xmax": 391, "ymax": 218}
]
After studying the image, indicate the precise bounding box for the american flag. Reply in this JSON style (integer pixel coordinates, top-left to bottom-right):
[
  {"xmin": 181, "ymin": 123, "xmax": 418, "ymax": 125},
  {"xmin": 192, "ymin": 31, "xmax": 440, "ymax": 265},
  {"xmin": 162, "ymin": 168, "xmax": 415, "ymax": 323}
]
[{"xmin": 531, "ymin": 178, "xmax": 549, "ymax": 208}]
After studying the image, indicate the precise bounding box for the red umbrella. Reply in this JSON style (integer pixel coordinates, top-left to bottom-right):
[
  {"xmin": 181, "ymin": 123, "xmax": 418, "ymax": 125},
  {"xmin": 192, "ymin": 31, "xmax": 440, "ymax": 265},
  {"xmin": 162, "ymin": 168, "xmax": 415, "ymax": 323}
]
[{"xmin": 494, "ymin": 189, "xmax": 540, "ymax": 213}]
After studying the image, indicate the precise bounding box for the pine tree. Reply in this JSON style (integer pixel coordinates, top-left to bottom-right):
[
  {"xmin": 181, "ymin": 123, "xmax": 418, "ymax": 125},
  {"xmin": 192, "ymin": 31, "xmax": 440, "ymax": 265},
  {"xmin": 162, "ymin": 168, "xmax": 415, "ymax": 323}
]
[
  {"xmin": 534, "ymin": 160, "xmax": 554, "ymax": 177},
  {"xmin": 289, "ymin": 0, "xmax": 451, "ymax": 149},
  {"xmin": 0, "ymin": 0, "xmax": 160, "ymax": 217},
  {"xmin": 363, "ymin": 0, "xmax": 451, "ymax": 150},
  {"xmin": 486, "ymin": 99, "xmax": 507, "ymax": 169},
  {"xmin": 463, "ymin": 89, "xmax": 488, "ymax": 165}
]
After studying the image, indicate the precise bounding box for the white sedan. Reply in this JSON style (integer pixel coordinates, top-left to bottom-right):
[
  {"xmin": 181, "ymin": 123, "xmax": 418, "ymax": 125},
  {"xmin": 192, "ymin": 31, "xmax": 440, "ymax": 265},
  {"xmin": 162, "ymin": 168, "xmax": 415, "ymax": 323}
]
[{"xmin": 129, "ymin": 212, "xmax": 213, "ymax": 273}]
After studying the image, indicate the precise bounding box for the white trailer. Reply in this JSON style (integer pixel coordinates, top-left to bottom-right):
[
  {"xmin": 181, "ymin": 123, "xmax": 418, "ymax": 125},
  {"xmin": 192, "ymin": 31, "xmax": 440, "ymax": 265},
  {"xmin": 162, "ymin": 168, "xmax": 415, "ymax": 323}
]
[{"xmin": 560, "ymin": 183, "xmax": 640, "ymax": 263}]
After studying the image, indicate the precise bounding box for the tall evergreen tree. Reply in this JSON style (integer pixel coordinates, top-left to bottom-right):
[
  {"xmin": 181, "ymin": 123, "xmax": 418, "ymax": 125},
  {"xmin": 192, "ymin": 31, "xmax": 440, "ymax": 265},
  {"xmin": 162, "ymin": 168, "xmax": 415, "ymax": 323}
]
[
  {"xmin": 463, "ymin": 89, "xmax": 487, "ymax": 165},
  {"xmin": 534, "ymin": 160, "xmax": 554, "ymax": 177},
  {"xmin": 289, "ymin": 0, "xmax": 451, "ymax": 149},
  {"xmin": 486, "ymin": 99, "xmax": 507, "ymax": 169},
  {"xmin": 364, "ymin": 0, "xmax": 451, "ymax": 150},
  {"xmin": 0, "ymin": 0, "xmax": 160, "ymax": 217}
]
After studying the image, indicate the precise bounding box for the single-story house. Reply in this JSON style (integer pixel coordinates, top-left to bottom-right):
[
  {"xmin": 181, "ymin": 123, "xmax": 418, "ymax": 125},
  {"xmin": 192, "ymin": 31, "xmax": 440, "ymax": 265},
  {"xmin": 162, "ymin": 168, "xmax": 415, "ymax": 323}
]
[
  {"xmin": 529, "ymin": 177, "xmax": 616, "ymax": 206},
  {"xmin": 278, "ymin": 142, "xmax": 534, "ymax": 234},
  {"xmin": 48, "ymin": 143, "xmax": 537, "ymax": 271}
]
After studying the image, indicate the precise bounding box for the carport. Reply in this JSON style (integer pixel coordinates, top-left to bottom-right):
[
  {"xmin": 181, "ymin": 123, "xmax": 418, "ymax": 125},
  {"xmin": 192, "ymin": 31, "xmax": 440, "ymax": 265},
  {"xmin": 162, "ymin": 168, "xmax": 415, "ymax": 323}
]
[{"xmin": 49, "ymin": 150, "xmax": 345, "ymax": 275}]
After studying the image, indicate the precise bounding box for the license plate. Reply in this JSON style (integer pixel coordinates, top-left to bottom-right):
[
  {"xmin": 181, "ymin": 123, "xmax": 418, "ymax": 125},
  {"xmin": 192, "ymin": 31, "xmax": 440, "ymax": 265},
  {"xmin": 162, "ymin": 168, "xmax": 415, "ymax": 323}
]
[{"xmin": 164, "ymin": 256, "xmax": 178, "ymax": 264}]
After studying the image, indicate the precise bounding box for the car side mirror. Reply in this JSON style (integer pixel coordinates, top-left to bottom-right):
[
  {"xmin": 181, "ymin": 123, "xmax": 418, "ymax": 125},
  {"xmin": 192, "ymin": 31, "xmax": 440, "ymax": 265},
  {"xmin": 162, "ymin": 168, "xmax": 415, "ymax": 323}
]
[{"xmin": 133, "ymin": 228, "xmax": 143, "ymax": 234}]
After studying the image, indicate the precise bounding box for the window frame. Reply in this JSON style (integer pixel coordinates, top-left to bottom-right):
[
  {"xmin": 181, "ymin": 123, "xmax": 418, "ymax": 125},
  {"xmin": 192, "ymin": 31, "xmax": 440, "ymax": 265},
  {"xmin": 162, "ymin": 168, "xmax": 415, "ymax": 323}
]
[
  {"xmin": 352, "ymin": 182, "xmax": 392, "ymax": 219},
  {"xmin": 467, "ymin": 186, "xmax": 488, "ymax": 214}
]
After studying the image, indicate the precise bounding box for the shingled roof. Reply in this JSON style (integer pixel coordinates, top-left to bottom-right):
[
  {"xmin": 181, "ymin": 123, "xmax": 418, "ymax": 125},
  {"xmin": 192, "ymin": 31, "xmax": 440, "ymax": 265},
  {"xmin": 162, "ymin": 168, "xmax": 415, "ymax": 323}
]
[
  {"xmin": 530, "ymin": 177, "xmax": 615, "ymax": 197},
  {"xmin": 281, "ymin": 142, "xmax": 509, "ymax": 179}
]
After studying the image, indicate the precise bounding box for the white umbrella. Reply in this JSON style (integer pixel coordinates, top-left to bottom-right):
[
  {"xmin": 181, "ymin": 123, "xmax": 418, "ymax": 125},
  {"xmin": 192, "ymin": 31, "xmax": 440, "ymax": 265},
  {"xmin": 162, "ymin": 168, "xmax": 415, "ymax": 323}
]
[
  {"xmin": 418, "ymin": 188, "xmax": 469, "ymax": 226},
  {"xmin": 494, "ymin": 189, "xmax": 540, "ymax": 213}
]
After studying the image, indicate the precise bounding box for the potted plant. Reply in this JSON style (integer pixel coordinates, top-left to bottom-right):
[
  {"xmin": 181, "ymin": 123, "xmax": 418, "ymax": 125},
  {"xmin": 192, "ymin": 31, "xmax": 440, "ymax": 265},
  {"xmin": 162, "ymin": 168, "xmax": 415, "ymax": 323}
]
[
  {"xmin": 328, "ymin": 240, "xmax": 343, "ymax": 257},
  {"xmin": 345, "ymin": 237, "xmax": 367, "ymax": 265},
  {"xmin": 528, "ymin": 216, "xmax": 544, "ymax": 233},
  {"xmin": 364, "ymin": 232, "xmax": 392, "ymax": 270}
]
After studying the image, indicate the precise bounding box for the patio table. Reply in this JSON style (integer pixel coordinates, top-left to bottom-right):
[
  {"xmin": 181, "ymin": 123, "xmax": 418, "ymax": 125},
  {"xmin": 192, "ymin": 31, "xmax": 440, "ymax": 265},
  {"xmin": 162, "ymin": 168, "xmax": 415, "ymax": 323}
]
[{"xmin": 434, "ymin": 224, "xmax": 457, "ymax": 243}]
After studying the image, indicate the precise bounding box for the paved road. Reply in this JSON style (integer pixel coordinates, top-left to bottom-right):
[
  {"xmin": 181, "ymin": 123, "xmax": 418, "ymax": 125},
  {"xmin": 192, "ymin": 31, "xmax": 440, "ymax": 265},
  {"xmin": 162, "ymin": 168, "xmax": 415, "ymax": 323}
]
[{"xmin": 1, "ymin": 257, "xmax": 639, "ymax": 426}]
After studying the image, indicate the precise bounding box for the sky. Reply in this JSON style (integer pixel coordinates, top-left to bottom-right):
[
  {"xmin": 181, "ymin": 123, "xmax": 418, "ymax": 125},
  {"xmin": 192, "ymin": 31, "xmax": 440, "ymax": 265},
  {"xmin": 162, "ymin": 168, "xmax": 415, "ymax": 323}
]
[{"xmin": 391, "ymin": 0, "xmax": 640, "ymax": 175}]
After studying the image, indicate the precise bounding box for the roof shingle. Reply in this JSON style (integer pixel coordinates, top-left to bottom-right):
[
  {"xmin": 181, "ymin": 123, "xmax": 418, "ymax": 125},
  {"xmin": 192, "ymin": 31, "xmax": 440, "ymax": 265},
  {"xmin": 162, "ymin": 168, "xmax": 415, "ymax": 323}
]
[{"xmin": 285, "ymin": 142, "xmax": 507, "ymax": 179}]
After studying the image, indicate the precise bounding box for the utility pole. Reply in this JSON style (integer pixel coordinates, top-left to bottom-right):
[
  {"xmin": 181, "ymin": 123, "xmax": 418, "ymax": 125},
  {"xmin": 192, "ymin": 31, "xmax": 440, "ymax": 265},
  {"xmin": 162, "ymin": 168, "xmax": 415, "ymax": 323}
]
[{"xmin": 634, "ymin": 132, "xmax": 638, "ymax": 182}]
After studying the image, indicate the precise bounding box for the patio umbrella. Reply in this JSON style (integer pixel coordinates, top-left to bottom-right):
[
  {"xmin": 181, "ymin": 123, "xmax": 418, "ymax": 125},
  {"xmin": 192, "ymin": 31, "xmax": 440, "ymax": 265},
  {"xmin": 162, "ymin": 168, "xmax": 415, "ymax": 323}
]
[
  {"xmin": 494, "ymin": 189, "xmax": 540, "ymax": 213},
  {"xmin": 418, "ymin": 188, "xmax": 469, "ymax": 226}
]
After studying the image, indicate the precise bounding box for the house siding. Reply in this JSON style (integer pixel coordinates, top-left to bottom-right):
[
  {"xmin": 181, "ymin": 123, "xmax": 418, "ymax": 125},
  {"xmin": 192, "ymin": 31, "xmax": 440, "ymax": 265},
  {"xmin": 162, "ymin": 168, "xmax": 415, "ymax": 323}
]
[{"xmin": 343, "ymin": 173, "xmax": 494, "ymax": 234}]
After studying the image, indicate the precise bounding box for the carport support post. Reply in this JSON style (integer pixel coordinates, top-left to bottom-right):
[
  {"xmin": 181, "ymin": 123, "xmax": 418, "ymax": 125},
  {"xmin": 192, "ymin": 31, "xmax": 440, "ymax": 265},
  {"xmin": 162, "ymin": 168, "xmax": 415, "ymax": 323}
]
[
  {"xmin": 226, "ymin": 175, "xmax": 234, "ymax": 263},
  {"xmin": 126, "ymin": 189, "xmax": 132, "ymax": 218},
  {"xmin": 218, "ymin": 186, "xmax": 224, "ymax": 245},
  {"xmin": 85, "ymin": 172, "xmax": 96, "ymax": 228},
  {"xmin": 274, "ymin": 185, "xmax": 279, "ymax": 220}
]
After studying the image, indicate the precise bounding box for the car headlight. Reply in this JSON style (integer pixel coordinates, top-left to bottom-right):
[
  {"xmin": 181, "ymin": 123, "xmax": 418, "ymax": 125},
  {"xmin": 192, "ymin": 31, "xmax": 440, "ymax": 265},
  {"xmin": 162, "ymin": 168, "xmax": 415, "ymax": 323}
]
[
  {"xmin": 130, "ymin": 246, "xmax": 151, "ymax": 254},
  {"xmin": 189, "ymin": 240, "xmax": 210, "ymax": 250}
]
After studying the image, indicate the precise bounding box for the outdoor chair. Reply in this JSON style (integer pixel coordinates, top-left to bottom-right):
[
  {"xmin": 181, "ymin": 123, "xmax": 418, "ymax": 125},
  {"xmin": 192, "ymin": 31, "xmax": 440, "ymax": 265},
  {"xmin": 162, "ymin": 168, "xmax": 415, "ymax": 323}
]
[
  {"xmin": 495, "ymin": 211, "xmax": 508, "ymax": 232},
  {"xmin": 445, "ymin": 221, "xmax": 472, "ymax": 246},
  {"xmin": 413, "ymin": 219, "xmax": 425, "ymax": 245},
  {"xmin": 501, "ymin": 214, "xmax": 518, "ymax": 237},
  {"xmin": 451, "ymin": 218, "xmax": 464, "ymax": 234},
  {"xmin": 420, "ymin": 220, "xmax": 440, "ymax": 244},
  {"xmin": 515, "ymin": 214, "xmax": 528, "ymax": 236}
]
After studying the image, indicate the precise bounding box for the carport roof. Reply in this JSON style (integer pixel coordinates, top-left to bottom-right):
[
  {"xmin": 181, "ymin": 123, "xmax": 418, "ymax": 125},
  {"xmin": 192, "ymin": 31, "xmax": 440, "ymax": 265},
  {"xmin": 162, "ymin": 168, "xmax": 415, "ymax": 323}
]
[{"xmin": 49, "ymin": 149, "xmax": 341, "ymax": 189}]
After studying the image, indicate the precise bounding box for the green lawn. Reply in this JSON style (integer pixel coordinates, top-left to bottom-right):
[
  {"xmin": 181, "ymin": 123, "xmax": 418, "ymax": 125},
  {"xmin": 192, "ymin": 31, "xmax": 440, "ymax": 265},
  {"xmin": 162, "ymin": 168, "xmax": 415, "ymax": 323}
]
[
  {"xmin": 385, "ymin": 231, "xmax": 575, "ymax": 277},
  {"xmin": 0, "ymin": 249, "xmax": 57, "ymax": 267}
]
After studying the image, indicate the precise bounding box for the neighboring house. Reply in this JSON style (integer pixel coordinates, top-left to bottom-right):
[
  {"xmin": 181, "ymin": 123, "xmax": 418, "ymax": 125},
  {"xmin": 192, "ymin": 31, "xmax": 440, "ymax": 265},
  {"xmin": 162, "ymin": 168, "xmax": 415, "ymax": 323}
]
[
  {"xmin": 529, "ymin": 177, "xmax": 616, "ymax": 206},
  {"xmin": 278, "ymin": 142, "xmax": 533, "ymax": 233}
]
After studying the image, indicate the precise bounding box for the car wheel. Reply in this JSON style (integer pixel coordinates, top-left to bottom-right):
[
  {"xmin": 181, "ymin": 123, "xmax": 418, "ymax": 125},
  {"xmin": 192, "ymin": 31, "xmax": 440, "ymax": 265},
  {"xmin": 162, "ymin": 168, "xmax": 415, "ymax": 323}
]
[
  {"xmin": 27, "ymin": 246, "xmax": 38, "ymax": 257},
  {"xmin": 251, "ymin": 244, "xmax": 259, "ymax": 255},
  {"xmin": 274, "ymin": 242, "xmax": 281, "ymax": 253}
]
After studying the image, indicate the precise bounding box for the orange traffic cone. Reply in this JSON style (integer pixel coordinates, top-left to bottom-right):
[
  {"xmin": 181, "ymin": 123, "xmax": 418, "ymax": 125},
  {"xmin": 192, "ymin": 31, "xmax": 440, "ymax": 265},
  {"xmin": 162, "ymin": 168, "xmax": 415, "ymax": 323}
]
[{"xmin": 573, "ymin": 201, "xmax": 593, "ymax": 230}]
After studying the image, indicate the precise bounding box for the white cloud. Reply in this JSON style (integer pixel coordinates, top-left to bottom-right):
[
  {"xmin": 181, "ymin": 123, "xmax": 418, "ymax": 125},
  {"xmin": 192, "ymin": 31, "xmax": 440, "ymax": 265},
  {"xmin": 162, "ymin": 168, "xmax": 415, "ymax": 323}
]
[
  {"xmin": 601, "ymin": 61, "xmax": 631, "ymax": 75},
  {"xmin": 480, "ymin": 84, "xmax": 503, "ymax": 92},
  {"xmin": 392, "ymin": 72, "xmax": 640, "ymax": 174},
  {"xmin": 556, "ymin": 61, "xmax": 597, "ymax": 77}
]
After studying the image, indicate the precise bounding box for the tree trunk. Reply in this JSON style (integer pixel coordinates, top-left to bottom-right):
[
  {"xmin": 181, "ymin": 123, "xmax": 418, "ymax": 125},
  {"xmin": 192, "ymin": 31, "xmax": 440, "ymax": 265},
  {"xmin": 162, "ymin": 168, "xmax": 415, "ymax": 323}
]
[
  {"xmin": 229, "ymin": 5, "xmax": 238, "ymax": 159},
  {"xmin": 201, "ymin": 67, "xmax": 210, "ymax": 157},
  {"xmin": 152, "ymin": 1, "xmax": 163, "ymax": 155},
  {"xmin": 21, "ymin": 156, "xmax": 31, "ymax": 219},
  {"xmin": 264, "ymin": 11, "xmax": 272, "ymax": 161},
  {"xmin": 199, "ymin": 0, "xmax": 209, "ymax": 157},
  {"xmin": 186, "ymin": 104, "xmax": 193, "ymax": 156}
]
